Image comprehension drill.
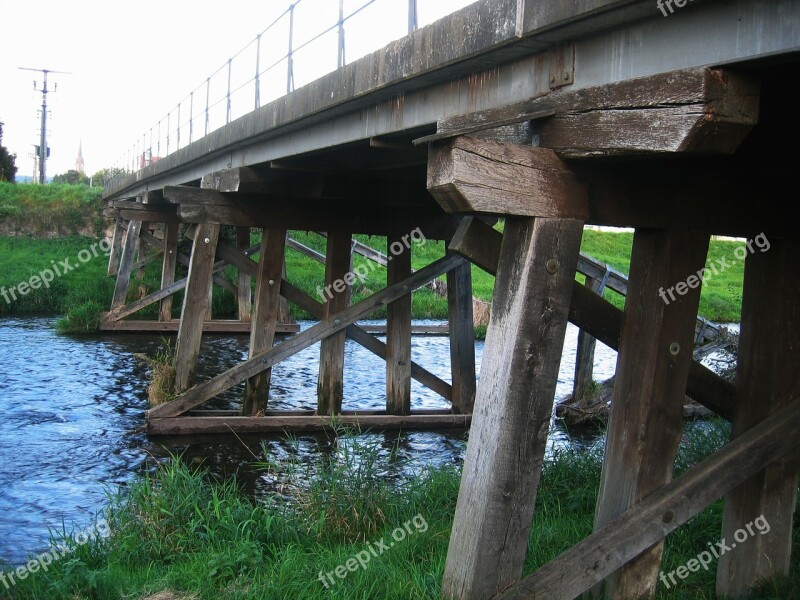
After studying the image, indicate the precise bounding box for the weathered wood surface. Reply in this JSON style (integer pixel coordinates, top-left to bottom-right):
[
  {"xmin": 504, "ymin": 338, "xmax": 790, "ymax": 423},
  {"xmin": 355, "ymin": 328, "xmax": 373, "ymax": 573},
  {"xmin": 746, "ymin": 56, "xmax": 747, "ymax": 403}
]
[
  {"xmin": 173, "ymin": 223, "xmax": 220, "ymax": 392},
  {"xmin": 159, "ymin": 220, "xmax": 179, "ymax": 322},
  {"xmin": 148, "ymin": 413, "xmax": 471, "ymax": 435},
  {"xmin": 424, "ymin": 68, "xmax": 759, "ymax": 158},
  {"xmin": 148, "ymin": 254, "xmax": 465, "ymax": 418},
  {"xmin": 442, "ymin": 217, "xmax": 584, "ymax": 599},
  {"xmin": 572, "ymin": 275, "xmax": 603, "ymax": 401},
  {"xmin": 107, "ymin": 218, "xmax": 124, "ymax": 276},
  {"xmin": 386, "ymin": 232, "xmax": 412, "ymax": 415},
  {"xmin": 111, "ymin": 220, "xmax": 141, "ymax": 310},
  {"xmin": 494, "ymin": 396, "xmax": 800, "ymax": 600},
  {"xmin": 427, "ymin": 137, "xmax": 588, "ymax": 217},
  {"xmin": 98, "ymin": 320, "xmax": 299, "ymax": 333},
  {"xmin": 236, "ymin": 227, "xmax": 253, "ymax": 322},
  {"xmin": 446, "ymin": 255, "xmax": 476, "ymax": 414},
  {"xmin": 448, "ymin": 217, "xmax": 735, "ymax": 419},
  {"xmin": 242, "ymin": 228, "xmax": 287, "ymax": 416},
  {"xmin": 591, "ymin": 229, "xmax": 710, "ymax": 599},
  {"xmin": 717, "ymin": 239, "xmax": 800, "ymax": 598}
]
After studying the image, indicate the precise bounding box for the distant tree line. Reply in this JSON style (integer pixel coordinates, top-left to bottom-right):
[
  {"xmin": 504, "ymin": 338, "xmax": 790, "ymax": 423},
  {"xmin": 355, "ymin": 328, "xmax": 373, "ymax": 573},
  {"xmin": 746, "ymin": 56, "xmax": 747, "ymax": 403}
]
[{"xmin": 0, "ymin": 121, "xmax": 17, "ymax": 183}]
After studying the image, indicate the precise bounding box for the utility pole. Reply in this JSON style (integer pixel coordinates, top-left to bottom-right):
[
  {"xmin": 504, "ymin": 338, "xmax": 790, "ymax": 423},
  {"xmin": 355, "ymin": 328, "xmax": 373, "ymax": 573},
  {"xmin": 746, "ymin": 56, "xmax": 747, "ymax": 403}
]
[{"xmin": 18, "ymin": 67, "xmax": 71, "ymax": 184}]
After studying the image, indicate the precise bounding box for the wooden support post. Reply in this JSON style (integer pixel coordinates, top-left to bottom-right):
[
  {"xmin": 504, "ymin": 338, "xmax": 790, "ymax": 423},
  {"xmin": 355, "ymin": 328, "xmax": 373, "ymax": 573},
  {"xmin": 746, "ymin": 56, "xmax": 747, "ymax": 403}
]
[
  {"xmin": 386, "ymin": 232, "xmax": 412, "ymax": 415},
  {"xmin": 592, "ymin": 229, "xmax": 710, "ymax": 599},
  {"xmin": 572, "ymin": 276, "xmax": 603, "ymax": 400},
  {"xmin": 441, "ymin": 217, "xmax": 584, "ymax": 599},
  {"xmin": 242, "ymin": 228, "xmax": 287, "ymax": 416},
  {"xmin": 135, "ymin": 221, "xmax": 150, "ymax": 281},
  {"xmin": 111, "ymin": 220, "xmax": 141, "ymax": 310},
  {"xmin": 716, "ymin": 238, "xmax": 800, "ymax": 598},
  {"xmin": 159, "ymin": 220, "xmax": 179, "ymax": 322},
  {"xmin": 173, "ymin": 223, "xmax": 221, "ymax": 392},
  {"xmin": 107, "ymin": 218, "xmax": 124, "ymax": 276},
  {"xmin": 446, "ymin": 254, "xmax": 476, "ymax": 414},
  {"xmin": 236, "ymin": 227, "xmax": 253, "ymax": 322},
  {"xmin": 317, "ymin": 231, "xmax": 353, "ymax": 415}
]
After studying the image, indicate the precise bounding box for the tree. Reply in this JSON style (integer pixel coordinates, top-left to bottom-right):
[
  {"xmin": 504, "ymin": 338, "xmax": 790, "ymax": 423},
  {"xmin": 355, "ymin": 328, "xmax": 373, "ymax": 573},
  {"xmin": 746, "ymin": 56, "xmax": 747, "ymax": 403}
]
[
  {"xmin": 91, "ymin": 167, "xmax": 125, "ymax": 185},
  {"xmin": 52, "ymin": 169, "xmax": 90, "ymax": 185},
  {"xmin": 0, "ymin": 120, "xmax": 17, "ymax": 183}
]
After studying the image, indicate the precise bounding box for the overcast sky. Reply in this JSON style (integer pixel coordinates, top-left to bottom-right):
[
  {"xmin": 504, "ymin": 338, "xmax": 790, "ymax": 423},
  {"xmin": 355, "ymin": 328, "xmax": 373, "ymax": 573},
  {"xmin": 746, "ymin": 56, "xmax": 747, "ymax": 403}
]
[{"xmin": 1, "ymin": 0, "xmax": 472, "ymax": 179}]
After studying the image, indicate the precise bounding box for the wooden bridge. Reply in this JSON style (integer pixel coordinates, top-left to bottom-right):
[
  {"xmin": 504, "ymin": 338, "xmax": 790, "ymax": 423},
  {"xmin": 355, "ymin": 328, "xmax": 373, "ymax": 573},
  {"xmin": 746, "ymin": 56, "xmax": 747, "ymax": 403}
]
[{"xmin": 102, "ymin": 0, "xmax": 800, "ymax": 598}]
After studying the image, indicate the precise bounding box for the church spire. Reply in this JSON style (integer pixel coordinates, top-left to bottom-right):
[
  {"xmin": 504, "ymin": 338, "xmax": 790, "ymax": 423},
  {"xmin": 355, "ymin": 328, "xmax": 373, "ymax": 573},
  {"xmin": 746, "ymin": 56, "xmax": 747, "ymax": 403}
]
[{"xmin": 75, "ymin": 141, "xmax": 84, "ymax": 174}]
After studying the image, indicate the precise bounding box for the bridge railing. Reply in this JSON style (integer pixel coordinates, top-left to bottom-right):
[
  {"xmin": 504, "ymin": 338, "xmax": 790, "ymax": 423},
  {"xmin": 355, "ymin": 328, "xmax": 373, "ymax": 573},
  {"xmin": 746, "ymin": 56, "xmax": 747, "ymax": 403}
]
[{"xmin": 105, "ymin": 0, "xmax": 470, "ymax": 190}]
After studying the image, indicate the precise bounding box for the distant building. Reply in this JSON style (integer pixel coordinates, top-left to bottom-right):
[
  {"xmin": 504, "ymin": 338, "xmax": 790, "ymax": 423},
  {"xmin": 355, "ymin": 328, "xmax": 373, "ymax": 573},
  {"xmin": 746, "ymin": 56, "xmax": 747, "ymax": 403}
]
[{"xmin": 75, "ymin": 141, "xmax": 85, "ymax": 174}]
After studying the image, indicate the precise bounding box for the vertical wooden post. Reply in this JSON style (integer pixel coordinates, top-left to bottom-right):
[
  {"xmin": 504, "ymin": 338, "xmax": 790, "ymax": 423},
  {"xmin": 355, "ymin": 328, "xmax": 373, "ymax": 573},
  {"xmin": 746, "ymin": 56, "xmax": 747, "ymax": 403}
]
[
  {"xmin": 111, "ymin": 219, "xmax": 141, "ymax": 310},
  {"xmin": 174, "ymin": 223, "xmax": 220, "ymax": 393},
  {"xmin": 717, "ymin": 238, "xmax": 800, "ymax": 598},
  {"xmin": 135, "ymin": 221, "xmax": 150, "ymax": 281},
  {"xmin": 572, "ymin": 276, "xmax": 603, "ymax": 400},
  {"xmin": 592, "ymin": 229, "xmax": 710, "ymax": 599},
  {"xmin": 386, "ymin": 231, "xmax": 412, "ymax": 415},
  {"xmin": 317, "ymin": 231, "xmax": 352, "ymax": 415},
  {"xmin": 447, "ymin": 255, "xmax": 476, "ymax": 414},
  {"xmin": 159, "ymin": 220, "xmax": 179, "ymax": 322},
  {"xmin": 278, "ymin": 256, "xmax": 292, "ymax": 323},
  {"xmin": 107, "ymin": 218, "xmax": 124, "ymax": 276},
  {"xmin": 237, "ymin": 226, "xmax": 252, "ymax": 322},
  {"xmin": 442, "ymin": 217, "xmax": 584, "ymax": 600},
  {"xmin": 242, "ymin": 228, "xmax": 287, "ymax": 415}
]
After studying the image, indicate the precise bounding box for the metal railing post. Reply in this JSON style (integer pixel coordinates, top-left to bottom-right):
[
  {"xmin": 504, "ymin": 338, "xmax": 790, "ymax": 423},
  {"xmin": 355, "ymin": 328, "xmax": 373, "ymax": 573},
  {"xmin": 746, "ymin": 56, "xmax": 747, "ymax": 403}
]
[
  {"xmin": 157, "ymin": 120, "xmax": 161, "ymax": 159},
  {"xmin": 189, "ymin": 91, "xmax": 194, "ymax": 144},
  {"xmin": 287, "ymin": 3, "xmax": 295, "ymax": 93},
  {"xmin": 167, "ymin": 111, "xmax": 171, "ymax": 155},
  {"xmin": 408, "ymin": 0, "xmax": 418, "ymax": 33},
  {"xmin": 337, "ymin": 0, "xmax": 345, "ymax": 68},
  {"xmin": 255, "ymin": 33, "xmax": 262, "ymax": 109},
  {"xmin": 226, "ymin": 58, "xmax": 232, "ymax": 124},
  {"xmin": 205, "ymin": 77, "xmax": 210, "ymax": 136},
  {"xmin": 177, "ymin": 103, "xmax": 181, "ymax": 149}
]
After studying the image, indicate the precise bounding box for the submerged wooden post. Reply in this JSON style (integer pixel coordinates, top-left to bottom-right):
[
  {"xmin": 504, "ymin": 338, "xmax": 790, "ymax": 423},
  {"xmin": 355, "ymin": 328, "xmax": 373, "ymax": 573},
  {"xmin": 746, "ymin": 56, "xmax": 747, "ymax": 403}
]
[
  {"xmin": 386, "ymin": 231, "xmax": 412, "ymax": 415},
  {"xmin": 717, "ymin": 238, "xmax": 800, "ymax": 598},
  {"xmin": 317, "ymin": 231, "xmax": 353, "ymax": 415},
  {"xmin": 446, "ymin": 254, "xmax": 475, "ymax": 414},
  {"xmin": 107, "ymin": 217, "xmax": 124, "ymax": 276},
  {"xmin": 572, "ymin": 275, "xmax": 604, "ymax": 400},
  {"xmin": 159, "ymin": 220, "xmax": 179, "ymax": 322},
  {"xmin": 242, "ymin": 228, "xmax": 287, "ymax": 415},
  {"xmin": 591, "ymin": 229, "xmax": 710, "ymax": 599},
  {"xmin": 173, "ymin": 223, "xmax": 220, "ymax": 392},
  {"xmin": 236, "ymin": 226, "xmax": 253, "ymax": 322},
  {"xmin": 111, "ymin": 219, "xmax": 141, "ymax": 310}
]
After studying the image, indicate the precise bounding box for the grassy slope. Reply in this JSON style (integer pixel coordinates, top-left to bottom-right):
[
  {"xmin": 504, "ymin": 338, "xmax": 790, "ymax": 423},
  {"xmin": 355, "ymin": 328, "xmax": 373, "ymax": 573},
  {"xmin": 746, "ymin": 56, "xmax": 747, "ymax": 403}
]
[
  {"xmin": 4, "ymin": 420, "xmax": 797, "ymax": 599},
  {"xmin": 0, "ymin": 182, "xmax": 106, "ymax": 237}
]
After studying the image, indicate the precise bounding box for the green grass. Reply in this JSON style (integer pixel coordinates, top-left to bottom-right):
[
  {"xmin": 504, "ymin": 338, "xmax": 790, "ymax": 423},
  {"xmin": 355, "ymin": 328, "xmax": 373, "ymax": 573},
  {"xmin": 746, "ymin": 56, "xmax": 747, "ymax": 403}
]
[
  {"xmin": 4, "ymin": 420, "xmax": 797, "ymax": 599},
  {"xmin": 0, "ymin": 182, "xmax": 106, "ymax": 237}
]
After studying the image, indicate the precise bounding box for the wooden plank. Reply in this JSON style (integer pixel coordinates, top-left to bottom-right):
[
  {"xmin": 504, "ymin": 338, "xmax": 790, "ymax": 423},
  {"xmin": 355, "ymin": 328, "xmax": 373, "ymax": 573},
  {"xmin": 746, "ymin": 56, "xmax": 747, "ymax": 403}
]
[
  {"xmin": 107, "ymin": 218, "xmax": 124, "ymax": 276},
  {"xmin": 591, "ymin": 229, "xmax": 710, "ymax": 599},
  {"xmin": 159, "ymin": 220, "xmax": 179, "ymax": 321},
  {"xmin": 427, "ymin": 136, "xmax": 588, "ymax": 218},
  {"xmin": 446, "ymin": 255, "xmax": 475, "ymax": 414},
  {"xmin": 98, "ymin": 320, "xmax": 299, "ymax": 333},
  {"xmin": 148, "ymin": 254, "xmax": 464, "ymax": 419},
  {"xmin": 317, "ymin": 231, "xmax": 353, "ymax": 415},
  {"xmin": 386, "ymin": 232, "xmax": 412, "ymax": 415},
  {"xmin": 111, "ymin": 220, "xmax": 141, "ymax": 310},
  {"xmin": 242, "ymin": 228, "xmax": 286, "ymax": 416},
  {"xmin": 717, "ymin": 239, "xmax": 800, "ymax": 597},
  {"xmin": 448, "ymin": 217, "xmax": 735, "ymax": 420},
  {"xmin": 148, "ymin": 413, "xmax": 471, "ymax": 435},
  {"xmin": 572, "ymin": 275, "xmax": 602, "ymax": 401},
  {"xmin": 236, "ymin": 227, "xmax": 252, "ymax": 322},
  {"xmin": 495, "ymin": 396, "xmax": 800, "ymax": 600},
  {"xmin": 441, "ymin": 217, "xmax": 584, "ymax": 599},
  {"xmin": 174, "ymin": 223, "xmax": 221, "ymax": 392}
]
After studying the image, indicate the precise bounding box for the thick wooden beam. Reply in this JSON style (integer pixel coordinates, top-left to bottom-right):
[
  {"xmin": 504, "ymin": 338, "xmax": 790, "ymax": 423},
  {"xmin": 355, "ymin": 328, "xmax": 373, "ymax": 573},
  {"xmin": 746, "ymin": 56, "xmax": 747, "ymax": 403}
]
[
  {"xmin": 717, "ymin": 239, "xmax": 800, "ymax": 598},
  {"xmin": 159, "ymin": 220, "xmax": 179, "ymax": 321},
  {"xmin": 242, "ymin": 228, "xmax": 286, "ymax": 416},
  {"xmin": 317, "ymin": 231, "xmax": 353, "ymax": 415},
  {"xmin": 173, "ymin": 223, "xmax": 221, "ymax": 392},
  {"xmin": 494, "ymin": 396, "xmax": 800, "ymax": 600},
  {"xmin": 427, "ymin": 137, "xmax": 588, "ymax": 218},
  {"xmin": 148, "ymin": 254, "xmax": 465, "ymax": 418},
  {"xmin": 236, "ymin": 227, "xmax": 253, "ymax": 322},
  {"xmin": 441, "ymin": 217, "xmax": 584, "ymax": 599},
  {"xmin": 107, "ymin": 218, "xmax": 124, "ymax": 276},
  {"xmin": 448, "ymin": 216, "xmax": 735, "ymax": 420},
  {"xmin": 111, "ymin": 220, "xmax": 141, "ymax": 309},
  {"xmin": 592, "ymin": 229, "xmax": 710, "ymax": 599},
  {"xmin": 572, "ymin": 275, "xmax": 603, "ymax": 401},
  {"xmin": 446, "ymin": 255, "xmax": 476, "ymax": 414},
  {"xmin": 386, "ymin": 232, "xmax": 412, "ymax": 415}
]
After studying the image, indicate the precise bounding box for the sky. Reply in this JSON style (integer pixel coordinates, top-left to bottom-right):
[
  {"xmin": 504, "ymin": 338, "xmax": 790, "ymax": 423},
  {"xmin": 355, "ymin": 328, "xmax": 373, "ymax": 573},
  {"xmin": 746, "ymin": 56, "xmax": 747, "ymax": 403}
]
[{"xmin": 0, "ymin": 0, "xmax": 472, "ymax": 180}]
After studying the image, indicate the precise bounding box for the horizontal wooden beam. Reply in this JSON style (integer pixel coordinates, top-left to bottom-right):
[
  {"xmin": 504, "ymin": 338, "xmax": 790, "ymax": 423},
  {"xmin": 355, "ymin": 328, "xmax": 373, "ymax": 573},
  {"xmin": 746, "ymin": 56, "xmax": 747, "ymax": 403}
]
[
  {"xmin": 98, "ymin": 320, "xmax": 299, "ymax": 334},
  {"xmin": 495, "ymin": 395, "xmax": 800, "ymax": 600},
  {"xmin": 427, "ymin": 136, "xmax": 589, "ymax": 217},
  {"xmin": 148, "ymin": 413, "xmax": 471, "ymax": 435}
]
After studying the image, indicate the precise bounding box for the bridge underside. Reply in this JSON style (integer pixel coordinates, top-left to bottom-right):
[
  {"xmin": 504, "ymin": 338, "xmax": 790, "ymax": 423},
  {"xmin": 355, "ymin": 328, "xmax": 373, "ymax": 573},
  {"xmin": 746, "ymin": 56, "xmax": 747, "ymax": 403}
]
[{"xmin": 102, "ymin": 1, "xmax": 800, "ymax": 596}]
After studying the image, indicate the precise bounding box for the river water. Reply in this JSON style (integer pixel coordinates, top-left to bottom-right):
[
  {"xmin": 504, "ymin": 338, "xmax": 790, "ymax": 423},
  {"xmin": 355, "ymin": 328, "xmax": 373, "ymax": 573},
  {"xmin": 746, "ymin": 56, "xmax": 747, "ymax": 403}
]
[{"xmin": 0, "ymin": 316, "xmax": 618, "ymax": 566}]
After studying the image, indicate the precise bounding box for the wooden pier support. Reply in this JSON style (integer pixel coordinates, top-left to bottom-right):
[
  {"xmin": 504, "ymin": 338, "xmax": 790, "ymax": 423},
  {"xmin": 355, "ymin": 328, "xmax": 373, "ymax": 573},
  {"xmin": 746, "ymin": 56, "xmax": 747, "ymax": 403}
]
[
  {"xmin": 111, "ymin": 219, "xmax": 141, "ymax": 310},
  {"xmin": 572, "ymin": 274, "xmax": 605, "ymax": 401},
  {"xmin": 386, "ymin": 231, "xmax": 412, "ymax": 415},
  {"xmin": 236, "ymin": 227, "xmax": 253, "ymax": 322},
  {"xmin": 159, "ymin": 220, "xmax": 179, "ymax": 322},
  {"xmin": 591, "ymin": 229, "xmax": 710, "ymax": 599},
  {"xmin": 446, "ymin": 254, "xmax": 475, "ymax": 414},
  {"xmin": 107, "ymin": 217, "xmax": 124, "ymax": 276},
  {"xmin": 716, "ymin": 238, "xmax": 800, "ymax": 598}
]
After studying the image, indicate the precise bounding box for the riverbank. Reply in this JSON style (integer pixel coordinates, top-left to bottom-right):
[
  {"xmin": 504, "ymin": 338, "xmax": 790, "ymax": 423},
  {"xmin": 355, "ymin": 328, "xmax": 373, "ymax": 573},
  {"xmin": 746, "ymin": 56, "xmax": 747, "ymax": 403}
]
[{"xmin": 2, "ymin": 419, "xmax": 796, "ymax": 599}]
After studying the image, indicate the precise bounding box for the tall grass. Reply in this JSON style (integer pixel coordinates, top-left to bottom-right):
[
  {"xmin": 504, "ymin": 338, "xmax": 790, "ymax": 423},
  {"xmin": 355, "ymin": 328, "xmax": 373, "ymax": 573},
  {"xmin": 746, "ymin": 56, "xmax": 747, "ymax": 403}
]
[{"xmin": 0, "ymin": 182, "xmax": 106, "ymax": 237}]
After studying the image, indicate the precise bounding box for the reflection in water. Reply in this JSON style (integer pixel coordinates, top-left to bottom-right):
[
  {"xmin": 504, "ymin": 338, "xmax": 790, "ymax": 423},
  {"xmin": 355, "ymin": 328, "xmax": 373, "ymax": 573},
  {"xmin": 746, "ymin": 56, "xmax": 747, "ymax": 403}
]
[{"xmin": 0, "ymin": 317, "xmax": 616, "ymax": 566}]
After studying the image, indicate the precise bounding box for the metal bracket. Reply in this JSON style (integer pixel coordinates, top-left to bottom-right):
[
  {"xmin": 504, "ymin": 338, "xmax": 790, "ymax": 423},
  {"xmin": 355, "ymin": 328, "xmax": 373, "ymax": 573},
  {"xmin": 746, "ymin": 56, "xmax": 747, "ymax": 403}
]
[{"xmin": 549, "ymin": 43, "xmax": 575, "ymax": 89}]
